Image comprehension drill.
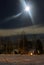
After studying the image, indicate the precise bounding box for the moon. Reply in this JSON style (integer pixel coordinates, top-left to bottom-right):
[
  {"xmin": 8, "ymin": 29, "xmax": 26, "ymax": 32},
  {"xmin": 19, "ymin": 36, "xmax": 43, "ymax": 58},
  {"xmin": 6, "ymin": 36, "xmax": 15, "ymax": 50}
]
[{"xmin": 25, "ymin": 6, "xmax": 30, "ymax": 12}]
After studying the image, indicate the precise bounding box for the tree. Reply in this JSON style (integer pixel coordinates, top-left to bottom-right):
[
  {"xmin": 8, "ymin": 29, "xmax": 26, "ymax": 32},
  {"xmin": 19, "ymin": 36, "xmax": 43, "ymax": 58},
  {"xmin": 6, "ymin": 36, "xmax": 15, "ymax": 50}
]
[
  {"xmin": 35, "ymin": 39, "xmax": 43, "ymax": 54},
  {"xmin": 27, "ymin": 41, "xmax": 32, "ymax": 51}
]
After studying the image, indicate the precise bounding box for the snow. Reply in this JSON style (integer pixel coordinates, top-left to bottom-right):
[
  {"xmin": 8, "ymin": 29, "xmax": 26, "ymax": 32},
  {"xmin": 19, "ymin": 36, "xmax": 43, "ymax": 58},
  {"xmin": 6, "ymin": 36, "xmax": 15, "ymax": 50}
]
[{"xmin": 0, "ymin": 54, "xmax": 44, "ymax": 65}]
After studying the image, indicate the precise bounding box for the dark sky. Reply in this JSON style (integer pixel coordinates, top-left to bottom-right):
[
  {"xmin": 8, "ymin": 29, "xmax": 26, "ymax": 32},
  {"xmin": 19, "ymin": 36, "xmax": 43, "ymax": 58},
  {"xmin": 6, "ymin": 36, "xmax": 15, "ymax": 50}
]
[{"xmin": 0, "ymin": 0, "xmax": 44, "ymax": 29}]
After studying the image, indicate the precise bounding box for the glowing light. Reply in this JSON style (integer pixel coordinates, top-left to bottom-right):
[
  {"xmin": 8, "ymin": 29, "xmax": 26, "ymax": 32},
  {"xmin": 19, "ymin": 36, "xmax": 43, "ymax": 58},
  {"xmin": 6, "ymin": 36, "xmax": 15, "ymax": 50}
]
[
  {"xmin": 30, "ymin": 52, "xmax": 33, "ymax": 56},
  {"xmin": 25, "ymin": 6, "xmax": 30, "ymax": 12}
]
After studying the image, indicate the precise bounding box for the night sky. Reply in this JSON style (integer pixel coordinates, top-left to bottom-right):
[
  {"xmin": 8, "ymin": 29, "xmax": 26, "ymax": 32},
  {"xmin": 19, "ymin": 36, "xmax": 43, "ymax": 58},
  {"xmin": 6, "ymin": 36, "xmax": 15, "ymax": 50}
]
[{"xmin": 0, "ymin": 0, "xmax": 44, "ymax": 29}]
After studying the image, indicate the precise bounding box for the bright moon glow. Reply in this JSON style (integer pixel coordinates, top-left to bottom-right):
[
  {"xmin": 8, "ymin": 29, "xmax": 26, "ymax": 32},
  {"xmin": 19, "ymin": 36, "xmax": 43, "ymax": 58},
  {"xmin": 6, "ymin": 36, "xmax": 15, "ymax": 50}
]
[{"xmin": 25, "ymin": 6, "xmax": 30, "ymax": 12}]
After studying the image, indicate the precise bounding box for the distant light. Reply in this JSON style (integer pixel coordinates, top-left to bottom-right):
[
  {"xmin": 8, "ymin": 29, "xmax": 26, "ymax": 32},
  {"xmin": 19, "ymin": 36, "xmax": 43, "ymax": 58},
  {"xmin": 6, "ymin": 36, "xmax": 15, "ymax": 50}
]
[
  {"xmin": 38, "ymin": 50, "xmax": 40, "ymax": 54},
  {"xmin": 25, "ymin": 6, "xmax": 30, "ymax": 12},
  {"xmin": 30, "ymin": 52, "xmax": 33, "ymax": 56}
]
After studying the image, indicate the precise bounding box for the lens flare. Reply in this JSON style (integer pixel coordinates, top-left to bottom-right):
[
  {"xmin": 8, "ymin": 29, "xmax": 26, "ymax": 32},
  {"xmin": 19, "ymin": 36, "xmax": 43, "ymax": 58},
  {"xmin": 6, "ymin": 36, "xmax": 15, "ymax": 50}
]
[{"xmin": 25, "ymin": 6, "xmax": 30, "ymax": 12}]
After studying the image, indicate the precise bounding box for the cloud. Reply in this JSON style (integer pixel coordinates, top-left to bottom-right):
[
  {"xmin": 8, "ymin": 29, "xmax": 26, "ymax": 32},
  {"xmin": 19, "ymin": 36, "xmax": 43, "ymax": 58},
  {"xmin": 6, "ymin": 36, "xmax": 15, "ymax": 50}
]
[{"xmin": 0, "ymin": 25, "xmax": 44, "ymax": 36}]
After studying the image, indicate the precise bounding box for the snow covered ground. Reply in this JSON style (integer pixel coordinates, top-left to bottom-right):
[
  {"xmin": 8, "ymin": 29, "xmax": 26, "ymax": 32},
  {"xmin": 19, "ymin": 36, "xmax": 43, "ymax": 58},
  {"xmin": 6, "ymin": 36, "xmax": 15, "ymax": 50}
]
[{"xmin": 0, "ymin": 54, "xmax": 44, "ymax": 65}]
